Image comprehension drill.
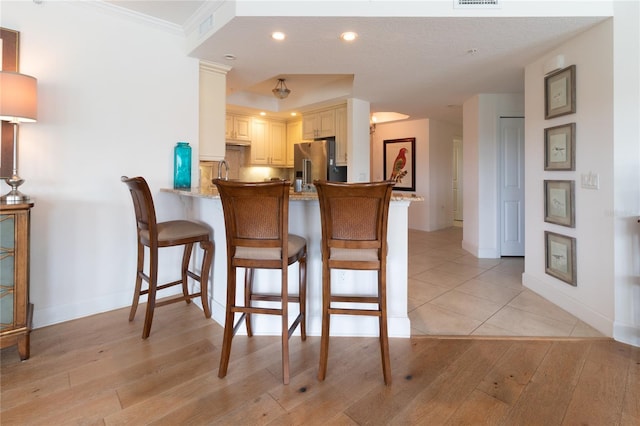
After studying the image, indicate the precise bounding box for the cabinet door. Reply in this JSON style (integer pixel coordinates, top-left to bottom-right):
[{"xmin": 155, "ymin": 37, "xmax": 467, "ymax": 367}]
[
  {"xmin": 318, "ymin": 109, "xmax": 336, "ymax": 138},
  {"xmin": 335, "ymin": 106, "xmax": 348, "ymax": 165},
  {"xmin": 225, "ymin": 115, "xmax": 234, "ymax": 140},
  {"xmin": 286, "ymin": 120, "xmax": 302, "ymax": 167},
  {"xmin": 250, "ymin": 118, "xmax": 269, "ymax": 165},
  {"xmin": 302, "ymin": 114, "xmax": 317, "ymax": 139},
  {"xmin": 199, "ymin": 64, "xmax": 226, "ymax": 161},
  {"xmin": 269, "ymin": 121, "xmax": 287, "ymax": 166},
  {"xmin": 0, "ymin": 214, "xmax": 15, "ymax": 331},
  {"xmin": 233, "ymin": 115, "xmax": 252, "ymax": 141}
]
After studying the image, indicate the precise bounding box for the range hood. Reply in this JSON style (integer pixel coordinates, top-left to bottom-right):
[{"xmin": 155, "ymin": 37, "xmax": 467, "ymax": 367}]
[{"xmin": 225, "ymin": 139, "xmax": 250, "ymax": 146}]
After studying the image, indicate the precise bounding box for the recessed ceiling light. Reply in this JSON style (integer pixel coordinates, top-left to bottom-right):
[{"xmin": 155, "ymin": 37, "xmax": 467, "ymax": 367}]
[
  {"xmin": 260, "ymin": 112, "xmax": 267, "ymax": 116},
  {"xmin": 290, "ymin": 112, "xmax": 297, "ymax": 117},
  {"xmin": 223, "ymin": 54, "xmax": 236, "ymax": 60},
  {"xmin": 272, "ymin": 32, "xmax": 286, "ymax": 41},
  {"xmin": 340, "ymin": 32, "xmax": 358, "ymax": 42}
]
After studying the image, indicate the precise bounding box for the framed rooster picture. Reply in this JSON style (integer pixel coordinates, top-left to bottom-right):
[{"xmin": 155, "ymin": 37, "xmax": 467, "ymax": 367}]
[{"xmin": 383, "ymin": 137, "xmax": 415, "ymax": 191}]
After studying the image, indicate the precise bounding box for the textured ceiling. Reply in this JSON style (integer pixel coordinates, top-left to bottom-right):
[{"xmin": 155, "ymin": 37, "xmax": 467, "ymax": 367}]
[{"xmin": 104, "ymin": 1, "xmax": 608, "ymax": 126}]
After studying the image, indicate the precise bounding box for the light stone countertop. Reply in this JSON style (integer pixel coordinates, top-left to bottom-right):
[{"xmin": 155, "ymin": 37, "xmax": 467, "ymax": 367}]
[{"xmin": 161, "ymin": 186, "xmax": 424, "ymax": 202}]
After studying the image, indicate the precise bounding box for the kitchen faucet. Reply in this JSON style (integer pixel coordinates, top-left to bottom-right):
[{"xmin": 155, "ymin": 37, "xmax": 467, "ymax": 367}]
[{"xmin": 217, "ymin": 159, "xmax": 229, "ymax": 180}]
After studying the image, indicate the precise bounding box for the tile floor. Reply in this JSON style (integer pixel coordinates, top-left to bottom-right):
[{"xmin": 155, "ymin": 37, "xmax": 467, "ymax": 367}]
[{"xmin": 408, "ymin": 227, "xmax": 604, "ymax": 337}]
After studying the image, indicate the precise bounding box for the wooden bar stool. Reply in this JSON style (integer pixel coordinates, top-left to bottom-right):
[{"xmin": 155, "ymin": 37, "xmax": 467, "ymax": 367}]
[
  {"xmin": 121, "ymin": 176, "xmax": 213, "ymax": 339},
  {"xmin": 314, "ymin": 180, "xmax": 395, "ymax": 385},
  {"xmin": 213, "ymin": 179, "xmax": 307, "ymax": 385}
]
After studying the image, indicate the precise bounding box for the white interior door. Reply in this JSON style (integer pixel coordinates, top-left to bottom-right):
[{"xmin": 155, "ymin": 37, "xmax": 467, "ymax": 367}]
[
  {"xmin": 452, "ymin": 138, "xmax": 463, "ymax": 222},
  {"xmin": 499, "ymin": 117, "xmax": 525, "ymax": 256}
]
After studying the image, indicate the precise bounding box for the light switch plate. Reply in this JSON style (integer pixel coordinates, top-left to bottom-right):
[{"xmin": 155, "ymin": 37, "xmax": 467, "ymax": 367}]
[{"xmin": 581, "ymin": 172, "xmax": 599, "ymax": 189}]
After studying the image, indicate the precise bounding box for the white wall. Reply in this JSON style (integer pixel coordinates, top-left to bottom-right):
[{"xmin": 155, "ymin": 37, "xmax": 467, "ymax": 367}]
[
  {"xmin": 3, "ymin": 1, "xmax": 201, "ymax": 327},
  {"xmin": 371, "ymin": 118, "xmax": 461, "ymax": 231},
  {"xmin": 522, "ymin": 19, "xmax": 617, "ymax": 337},
  {"xmin": 428, "ymin": 120, "xmax": 462, "ymax": 230},
  {"xmin": 462, "ymin": 93, "xmax": 524, "ymax": 258},
  {"xmin": 612, "ymin": 0, "xmax": 640, "ymax": 346}
]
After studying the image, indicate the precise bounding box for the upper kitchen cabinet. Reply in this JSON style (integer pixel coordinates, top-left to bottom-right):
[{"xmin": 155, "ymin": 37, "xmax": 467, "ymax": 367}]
[
  {"xmin": 302, "ymin": 108, "xmax": 336, "ymax": 139},
  {"xmin": 286, "ymin": 119, "xmax": 303, "ymax": 167},
  {"xmin": 250, "ymin": 118, "xmax": 287, "ymax": 166},
  {"xmin": 335, "ymin": 105, "xmax": 347, "ymax": 166},
  {"xmin": 225, "ymin": 113, "xmax": 252, "ymax": 143},
  {"xmin": 199, "ymin": 62, "xmax": 228, "ymax": 161}
]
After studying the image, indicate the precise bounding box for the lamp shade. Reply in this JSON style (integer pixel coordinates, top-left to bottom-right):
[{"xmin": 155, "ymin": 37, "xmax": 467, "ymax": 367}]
[{"xmin": 0, "ymin": 71, "xmax": 38, "ymax": 123}]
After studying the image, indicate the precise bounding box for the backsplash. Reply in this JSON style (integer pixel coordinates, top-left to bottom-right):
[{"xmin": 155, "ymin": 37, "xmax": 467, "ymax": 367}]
[{"xmin": 199, "ymin": 146, "xmax": 293, "ymax": 188}]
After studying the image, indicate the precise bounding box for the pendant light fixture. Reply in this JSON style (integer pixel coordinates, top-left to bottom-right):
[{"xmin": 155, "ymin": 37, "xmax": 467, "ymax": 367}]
[{"xmin": 272, "ymin": 78, "xmax": 291, "ymax": 99}]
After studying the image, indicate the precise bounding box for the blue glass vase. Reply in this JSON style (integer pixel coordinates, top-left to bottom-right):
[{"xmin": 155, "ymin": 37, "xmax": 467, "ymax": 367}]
[{"xmin": 173, "ymin": 142, "xmax": 192, "ymax": 189}]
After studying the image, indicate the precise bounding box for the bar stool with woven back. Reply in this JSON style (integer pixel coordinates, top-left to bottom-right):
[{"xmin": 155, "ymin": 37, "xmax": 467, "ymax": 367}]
[
  {"xmin": 121, "ymin": 176, "xmax": 213, "ymax": 339},
  {"xmin": 314, "ymin": 180, "xmax": 395, "ymax": 385},
  {"xmin": 213, "ymin": 178, "xmax": 307, "ymax": 385}
]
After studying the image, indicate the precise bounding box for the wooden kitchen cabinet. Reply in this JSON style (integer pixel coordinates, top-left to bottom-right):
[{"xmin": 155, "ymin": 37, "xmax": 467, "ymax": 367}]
[
  {"xmin": 0, "ymin": 202, "xmax": 34, "ymax": 360},
  {"xmin": 286, "ymin": 119, "xmax": 303, "ymax": 167},
  {"xmin": 302, "ymin": 108, "xmax": 336, "ymax": 139},
  {"xmin": 225, "ymin": 113, "xmax": 252, "ymax": 142},
  {"xmin": 335, "ymin": 105, "xmax": 348, "ymax": 166},
  {"xmin": 250, "ymin": 118, "xmax": 287, "ymax": 166}
]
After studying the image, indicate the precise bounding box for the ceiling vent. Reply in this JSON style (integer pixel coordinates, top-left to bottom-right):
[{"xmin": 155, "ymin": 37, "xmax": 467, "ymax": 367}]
[{"xmin": 454, "ymin": 0, "xmax": 501, "ymax": 8}]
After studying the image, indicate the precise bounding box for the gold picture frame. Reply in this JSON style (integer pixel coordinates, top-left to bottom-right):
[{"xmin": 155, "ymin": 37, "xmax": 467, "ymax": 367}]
[{"xmin": 545, "ymin": 65, "xmax": 576, "ymax": 119}]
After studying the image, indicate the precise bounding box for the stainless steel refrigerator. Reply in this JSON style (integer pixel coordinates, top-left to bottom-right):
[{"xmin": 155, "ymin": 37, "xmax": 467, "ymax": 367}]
[{"xmin": 293, "ymin": 137, "xmax": 347, "ymax": 188}]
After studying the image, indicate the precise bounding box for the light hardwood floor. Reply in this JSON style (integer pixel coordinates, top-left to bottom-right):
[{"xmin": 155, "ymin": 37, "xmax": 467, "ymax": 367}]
[
  {"xmin": 2, "ymin": 301, "xmax": 639, "ymax": 425},
  {"xmin": 2, "ymin": 226, "xmax": 634, "ymax": 425}
]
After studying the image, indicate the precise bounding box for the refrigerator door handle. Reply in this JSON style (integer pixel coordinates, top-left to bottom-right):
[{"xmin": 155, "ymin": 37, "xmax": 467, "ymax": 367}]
[{"xmin": 303, "ymin": 158, "xmax": 312, "ymax": 185}]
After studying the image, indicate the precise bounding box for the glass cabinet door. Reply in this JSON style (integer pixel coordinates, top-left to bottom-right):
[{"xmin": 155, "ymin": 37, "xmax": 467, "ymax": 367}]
[{"xmin": 0, "ymin": 214, "xmax": 16, "ymax": 330}]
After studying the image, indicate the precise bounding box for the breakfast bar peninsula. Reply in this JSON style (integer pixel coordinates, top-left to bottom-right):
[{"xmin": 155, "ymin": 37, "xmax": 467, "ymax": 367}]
[{"xmin": 162, "ymin": 186, "xmax": 422, "ymax": 338}]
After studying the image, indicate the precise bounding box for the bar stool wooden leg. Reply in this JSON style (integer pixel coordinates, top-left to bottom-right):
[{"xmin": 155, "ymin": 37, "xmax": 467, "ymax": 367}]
[
  {"xmin": 129, "ymin": 241, "xmax": 145, "ymax": 322},
  {"xmin": 142, "ymin": 246, "xmax": 159, "ymax": 339},
  {"xmin": 317, "ymin": 268, "xmax": 331, "ymax": 381},
  {"xmin": 180, "ymin": 243, "xmax": 194, "ymax": 304},
  {"xmin": 299, "ymin": 253, "xmax": 307, "ymax": 340},
  {"xmin": 244, "ymin": 268, "xmax": 253, "ymax": 337},
  {"xmin": 199, "ymin": 240, "xmax": 213, "ymax": 318},
  {"xmin": 218, "ymin": 266, "xmax": 237, "ymax": 379}
]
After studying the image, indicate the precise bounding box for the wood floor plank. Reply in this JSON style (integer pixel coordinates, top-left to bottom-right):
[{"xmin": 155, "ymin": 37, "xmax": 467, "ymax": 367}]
[
  {"xmin": 342, "ymin": 338, "xmax": 473, "ymax": 425},
  {"xmin": 28, "ymin": 391, "xmax": 122, "ymax": 426},
  {"xmin": 148, "ymin": 368, "xmax": 281, "ymax": 425},
  {"xmin": 502, "ymin": 340, "xmax": 592, "ymax": 425},
  {"xmin": 622, "ymin": 341, "xmax": 640, "ymax": 422},
  {"xmin": 444, "ymin": 389, "xmax": 510, "ymax": 425},
  {"xmin": 475, "ymin": 340, "xmax": 552, "ymax": 405},
  {"xmin": 104, "ymin": 335, "xmax": 285, "ymax": 424},
  {"xmin": 2, "ymin": 297, "xmax": 635, "ymax": 425},
  {"xmin": 266, "ymin": 338, "xmax": 389, "ymax": 425},
  {"xmin": 115, "ymin": 341, "xmax": 218, "ymax": 409},
  {"xmin": 67, "ymin": 324, "xmax": 219, "ymax": 386},
  {"xmin": 211, "ymin": 392, "xmax": 286, "ymax": 425},
  {"xmin": 0, "ymin": 369, "xmax": 70, "ymax": 411},
  {"xmin": 561, "ymin": 340, "xmax": 632, "ymax": 425},
  {"xmin": 386, "ymin": 340, "xmax": 513, "ymax": 424}
]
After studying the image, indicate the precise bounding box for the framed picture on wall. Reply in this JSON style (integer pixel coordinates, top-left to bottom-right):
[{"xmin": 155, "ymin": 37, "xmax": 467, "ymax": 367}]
[
  {"xmin": 545, "ymin": 231, "xmax": 577, "ymax": 286},
  {"xmin": 545, "ymin": 65, "xmax": 576, "ymax": 119},
  {"xmin": 383, "ymin": 137, "xmax": 415, "ymax": 191},
  {"xmin": 544, "ymin": 180, "xmax": 575, "ymax": 227},
  {"xmin": 544, "ymin": 123, "xmax": 576, "ymax": 171},
  {"xmin": 1, "ymin": 27, "xmax": 20, "ymax": 179}
]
